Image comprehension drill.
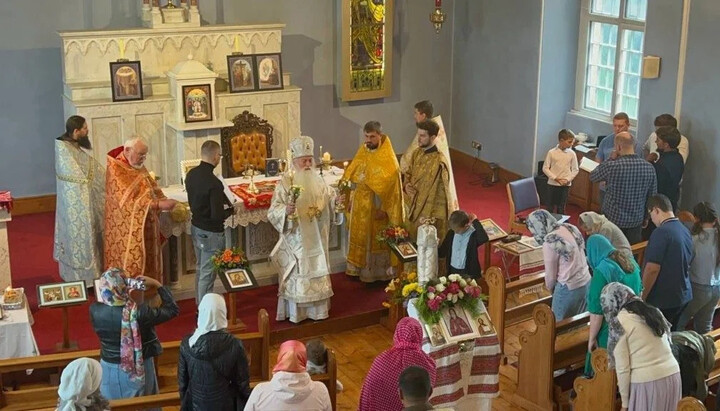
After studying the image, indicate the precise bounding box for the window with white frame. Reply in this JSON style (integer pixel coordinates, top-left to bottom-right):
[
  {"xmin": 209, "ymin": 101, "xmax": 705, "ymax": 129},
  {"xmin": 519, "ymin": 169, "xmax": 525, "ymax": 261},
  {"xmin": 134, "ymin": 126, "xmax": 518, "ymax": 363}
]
[{"xmin": 575, "ymin": 0, "xmax": 647, "ymax": 120}]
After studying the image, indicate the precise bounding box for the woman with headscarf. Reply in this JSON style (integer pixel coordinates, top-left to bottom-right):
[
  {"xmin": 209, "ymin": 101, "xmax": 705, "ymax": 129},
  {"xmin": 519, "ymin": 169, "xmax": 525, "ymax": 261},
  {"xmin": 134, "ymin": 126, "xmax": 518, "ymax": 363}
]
[
  {"xmin": 601, "ymin": 282, "xmax": 681, "ymax": 411},
  {"xmin": 56, "ymin": 358, "xmax": 110, "ymax": 411},
  {"xmin": 578, "ymin": 211, "xmax": 633, "ymax": 258},
  {"xmin": 358, "ymin": 317, "xmax": 437, "ymax": 411},
  {"xmin": 244, "ymin": 340, "xmax": 331, "ymax": 410},
  {"xmin": 89, "ymin": 268, "xmax": 179, "ymax": 403},
  {"xmin": 583, "ymin": 235, "xmax": 642, "ymax": 375},
  {"xmin": 526, "ymin": 210, "xmax": 591, "ymax": 320},
  {"xmin": 178, "ymin": 293, "xmax": 251, "ymax": 410}
]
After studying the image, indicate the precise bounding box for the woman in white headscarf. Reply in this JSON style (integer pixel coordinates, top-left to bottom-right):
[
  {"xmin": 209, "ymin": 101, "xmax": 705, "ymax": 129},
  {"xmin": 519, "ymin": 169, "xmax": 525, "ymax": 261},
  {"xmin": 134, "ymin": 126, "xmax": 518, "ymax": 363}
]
[
  {"xmin": 578, "ymin": 211, "xmax": 633, "ymax": 259},
  {"xmin": 178, "ymin": 293, "xmax": 251, "ymax": 410},
  {"xmin": 56, "ymin": 358, "xmax": 110, "ymax": 411}
]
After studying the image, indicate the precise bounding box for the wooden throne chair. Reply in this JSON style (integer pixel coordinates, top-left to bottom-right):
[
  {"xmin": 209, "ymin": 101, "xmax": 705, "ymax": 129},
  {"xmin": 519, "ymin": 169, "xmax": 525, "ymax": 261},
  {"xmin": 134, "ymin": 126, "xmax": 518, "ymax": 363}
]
[{"xmin": 221, "ymin": 111, "xmax": 274, "ymax": 178}]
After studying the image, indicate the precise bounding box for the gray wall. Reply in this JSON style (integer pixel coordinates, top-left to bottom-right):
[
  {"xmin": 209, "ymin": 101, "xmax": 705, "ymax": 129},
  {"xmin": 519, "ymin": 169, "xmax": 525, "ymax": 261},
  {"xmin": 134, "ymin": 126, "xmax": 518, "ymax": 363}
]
[
  {"xmin": 451, "ymin": 0, "xmax": 542, "ymax": 177},
  {"xmin": 0, "ymin": 0, "xmax": 454, "ymax": 197},
  {"xmin": 536, "ymin": 0, "xmax": 581, "ymax": 171}
]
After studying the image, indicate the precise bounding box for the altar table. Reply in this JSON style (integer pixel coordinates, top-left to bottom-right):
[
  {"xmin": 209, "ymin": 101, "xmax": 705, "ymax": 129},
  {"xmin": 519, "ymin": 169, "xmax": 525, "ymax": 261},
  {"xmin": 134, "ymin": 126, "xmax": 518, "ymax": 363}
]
[
  {"xmin": 407, "ymin": 299, "xmax": 501, "ymax": 411},
  {"xmin": 160, "ymin": 167, "xmax": 346, "ymax": 298},
  {"xmin": 0, "ymin": 295, "xmax": 39, "ymax": 359}
]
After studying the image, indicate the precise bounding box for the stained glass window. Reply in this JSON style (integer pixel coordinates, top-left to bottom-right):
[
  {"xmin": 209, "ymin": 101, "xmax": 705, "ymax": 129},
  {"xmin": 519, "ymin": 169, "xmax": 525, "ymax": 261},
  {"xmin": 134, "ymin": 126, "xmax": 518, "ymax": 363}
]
[{"xmin": 350, "ymin": 0, "xmax": 386, "ymax": 93}]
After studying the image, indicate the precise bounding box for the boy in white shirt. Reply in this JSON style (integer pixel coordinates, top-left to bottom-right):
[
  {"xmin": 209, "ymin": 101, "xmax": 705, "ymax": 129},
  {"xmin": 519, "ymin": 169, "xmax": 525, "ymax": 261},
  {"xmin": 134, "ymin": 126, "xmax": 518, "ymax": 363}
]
[{"xmin": 542, "ymin": 129, "xmax": 579, "ymax": 214}]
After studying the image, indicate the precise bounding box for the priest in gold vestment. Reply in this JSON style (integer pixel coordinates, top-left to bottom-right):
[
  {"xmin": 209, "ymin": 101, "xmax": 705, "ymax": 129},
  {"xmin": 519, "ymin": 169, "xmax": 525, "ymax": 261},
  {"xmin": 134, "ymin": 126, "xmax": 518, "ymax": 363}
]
[
  {"xmin": 403, "ymin": 120, "xmax": 454, "ymax": 243},
  {"xmin": 343, "ymin": 121, "xmax": 405, "ymax": 282},
  {"xmin": 104, "ymin": 138, "xmax": 177, "ymax": 280},
  {"xmin": 400, "ymin": 101, "xmax": 459, "ymax": 211},
  {"xmin": 54, "ymin": 116, "xmax": 105, "ymax": 284}
]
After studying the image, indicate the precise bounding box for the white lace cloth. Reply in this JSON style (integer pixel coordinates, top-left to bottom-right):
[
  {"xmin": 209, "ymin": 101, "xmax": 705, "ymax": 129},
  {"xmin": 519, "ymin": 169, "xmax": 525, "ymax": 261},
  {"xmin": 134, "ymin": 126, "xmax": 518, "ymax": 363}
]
[
  {"xmin": 159, "ymin": 168, "xmax": 343, "ymax": 237},
  {"xmin": 417, "ymin": 223, "xmax": 438, "ymax": 283}
]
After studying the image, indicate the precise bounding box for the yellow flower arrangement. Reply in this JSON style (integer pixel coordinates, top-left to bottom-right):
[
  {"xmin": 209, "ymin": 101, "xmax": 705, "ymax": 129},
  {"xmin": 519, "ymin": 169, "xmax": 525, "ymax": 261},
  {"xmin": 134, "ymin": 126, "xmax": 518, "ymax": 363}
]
[{"xmin": 383, "ymin": 271, "xmax": 422, "ymax": 307}]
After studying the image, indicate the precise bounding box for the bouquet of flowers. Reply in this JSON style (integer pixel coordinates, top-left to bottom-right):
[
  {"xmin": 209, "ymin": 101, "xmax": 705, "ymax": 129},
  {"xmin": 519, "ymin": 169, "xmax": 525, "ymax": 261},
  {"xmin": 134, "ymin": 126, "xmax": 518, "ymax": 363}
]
[
  {"xmin": 287, "ymin": 185, "xmax": 303, "ymax": 221},
  {"xmin": 382, "ymin": 271, "xmax": 423, "ymax": 308},
  {"xmin": 211, "ymin": 247, "xmax": 249, "ymax": 271},
  {"xmin": 376, "ymin": 224, "xmax": 410, "ymax": 246},
  {"xmin": 414, "ymin": 274, "xmax": 486, "ymax": 325}
]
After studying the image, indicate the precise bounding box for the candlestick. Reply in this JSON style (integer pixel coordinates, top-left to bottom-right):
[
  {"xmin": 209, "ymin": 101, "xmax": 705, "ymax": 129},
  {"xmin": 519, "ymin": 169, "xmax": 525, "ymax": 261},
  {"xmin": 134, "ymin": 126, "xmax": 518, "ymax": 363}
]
[
  {"xmin": 119, "ymin": 39, "xmax": 125, "ymax": 59},
  {"xmin": 234, "ymin": 35, "xmax": 240, "ymax": 53},
  {"xmin": 343, "ymin": 161, "xmax": 349, "ymax": 169},
  {"xmin": 323, "ymin": 152, "xmax": 331, "ymax": 162}
]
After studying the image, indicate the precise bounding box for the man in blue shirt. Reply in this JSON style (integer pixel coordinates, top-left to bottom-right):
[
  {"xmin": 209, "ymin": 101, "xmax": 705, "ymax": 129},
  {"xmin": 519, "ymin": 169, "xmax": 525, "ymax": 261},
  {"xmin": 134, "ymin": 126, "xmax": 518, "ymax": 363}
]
[
  {"xmin": 595, "ymin": 113, "xmax": 630, "ymax": 208},
  {"xmin": 590, "ymin": 132, "xmax": 657, "ymax": 244},
  {"xmin": 642, "ymin": 194, "xmax": 694, "ymax": 330}
]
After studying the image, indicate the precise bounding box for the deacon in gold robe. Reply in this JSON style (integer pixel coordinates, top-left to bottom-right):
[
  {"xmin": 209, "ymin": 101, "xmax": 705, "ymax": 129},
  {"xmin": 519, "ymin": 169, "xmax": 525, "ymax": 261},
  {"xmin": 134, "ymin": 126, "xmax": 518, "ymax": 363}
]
[
  {"xmin": 400, "ymin": 100, "xmax": 459, "ymax": 211},
  {"xmin": 343, "ymin": 121, "xmax": 405, "ymax": 282},
  {"xmin": 403, "ymin": 120, "xmax": 453, "ymax": 243},
  {"xmin": 104, "ymin": 138, "xmax": 177, "ymax": 281},
  {"xmin": 54, "ymin": 115, "xmax": 105, "ymax": 285}
]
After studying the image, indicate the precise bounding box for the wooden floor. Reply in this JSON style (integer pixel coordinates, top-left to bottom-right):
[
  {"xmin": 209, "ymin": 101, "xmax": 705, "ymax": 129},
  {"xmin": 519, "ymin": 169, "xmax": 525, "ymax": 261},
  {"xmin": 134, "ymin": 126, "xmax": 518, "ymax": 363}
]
[{"xmin": 164, "ymin": 323, "xmax": 524, "ymax": 410}]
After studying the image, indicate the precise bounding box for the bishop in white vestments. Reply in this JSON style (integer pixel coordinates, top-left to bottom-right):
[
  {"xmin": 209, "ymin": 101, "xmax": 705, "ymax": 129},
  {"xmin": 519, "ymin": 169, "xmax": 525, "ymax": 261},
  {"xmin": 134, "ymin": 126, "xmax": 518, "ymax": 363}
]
[{"xmin": 268, "ymin": 136, "xmax": 341, "ymax": 323}]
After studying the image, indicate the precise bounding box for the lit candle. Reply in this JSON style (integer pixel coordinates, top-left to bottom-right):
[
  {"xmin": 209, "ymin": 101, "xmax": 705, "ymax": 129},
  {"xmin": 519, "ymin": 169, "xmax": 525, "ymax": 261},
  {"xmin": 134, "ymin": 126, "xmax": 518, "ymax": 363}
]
[
  {"xmin": 323, "ymin": 152, "xmax": 331, "ymax": 162},
  {"xmin": 234, "ymin": 35, "xmax": 240, "ymax": 52},
  {"xmin": 319, "ymin": 145, "xmax": 323, "ymax": 157},
  {"xmin": 343, "ymin": 161, "xmax": 349, "ymax": 168},
  {"xmin": 119, "ymin": 39, "xmax": 125, "ymax": 59}
]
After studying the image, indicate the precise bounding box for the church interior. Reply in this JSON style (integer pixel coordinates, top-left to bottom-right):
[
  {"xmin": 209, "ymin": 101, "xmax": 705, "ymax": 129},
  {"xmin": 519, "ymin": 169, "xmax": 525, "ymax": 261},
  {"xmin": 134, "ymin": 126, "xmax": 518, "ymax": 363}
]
[{"xmin": 1, "ymin": 0, "xmax": 719, "ymax": 410}]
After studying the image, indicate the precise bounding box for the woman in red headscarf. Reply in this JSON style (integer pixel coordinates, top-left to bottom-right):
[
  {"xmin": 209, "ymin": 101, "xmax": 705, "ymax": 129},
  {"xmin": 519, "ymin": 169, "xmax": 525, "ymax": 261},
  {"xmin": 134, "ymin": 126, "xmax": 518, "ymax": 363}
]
[
  {"xmin": 358, "ymin": 317, "xmax": 437, "ymax": 411},
  {"xmin": 244, "ymin": 340, "xmax": 332, "ymax": 410}
]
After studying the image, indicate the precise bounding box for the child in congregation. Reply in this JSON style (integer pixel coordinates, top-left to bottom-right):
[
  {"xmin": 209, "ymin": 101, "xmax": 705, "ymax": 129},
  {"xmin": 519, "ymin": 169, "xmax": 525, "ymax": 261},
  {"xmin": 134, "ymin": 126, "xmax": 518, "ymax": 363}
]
[
  {"xmin": 676, "ymin": 202, "xmax": 720, "ymax": 334},
  {"xmin": 438, "ymin": 210, "xmax": 489, "ymax": 279},
  {"xmin": 306, "ymin": 339, "xmax": 344, "ymax": 392},
  {"xmin": 542, "ymin": 129, "xmax": 579, "ymax": 214}
]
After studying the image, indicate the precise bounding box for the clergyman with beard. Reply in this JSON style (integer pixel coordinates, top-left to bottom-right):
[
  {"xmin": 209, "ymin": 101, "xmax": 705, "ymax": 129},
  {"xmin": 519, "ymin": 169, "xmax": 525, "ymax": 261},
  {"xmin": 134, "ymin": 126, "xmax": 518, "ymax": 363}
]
[
  {"xmin": 402, "ymin": 119, "xmax": 452, "ymax": 243},
  {"xmin": 103, "ymin": 137, "xmax": 177, "ymax": 281},
  {"xmin": 268, "ymin": 136, "xmax": 344, "ymax": 323},
  {"xmin": 54, "ymin": 115, "xmax": 106, "ymax": 284},
  {"xmin": 342, "ymin": 121, "xmax": 405, "ymax": 282}
]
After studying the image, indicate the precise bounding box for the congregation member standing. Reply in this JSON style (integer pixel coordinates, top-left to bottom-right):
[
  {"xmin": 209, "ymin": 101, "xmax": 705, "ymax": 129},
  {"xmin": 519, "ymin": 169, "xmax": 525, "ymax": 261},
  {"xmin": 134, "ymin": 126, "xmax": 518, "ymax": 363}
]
[
  {"xmin": 403, "ymin": 119, "xmax": 454, "ymax": 242},
  {"xmin": 643, "ymin": 114, "xmax": 689, "ymax": 163},
  {"xmin": 104, "ymin": 138, "xmax": 178, "ymax": 280},
  {"xmin": 185, "ymin": 140, "xmax": 232, "ymax": 305},
  {"xmin": 90, "ymin": 268, "xmax": 179, "ymax": 403},
  {"xmin": 589, "ymin": 132, "xmax": 657, "ymax": 244},
  {"xmin": 54, "ymin": 115, "xmax": 105, "ymax": 285},
  {"xmin": 601, "ymin": 283, "xmax": 681, "ymax": 411},
  {"xmin": 578, "ymin": 211, "xmax": 632, "ymax": 261},
  {"xmin": 641, "ymin": 194, "xmax": 693, "ymax": 330},
  {"xmin": 343, "ymin": 121, "xmax": 405, "ymax": 282},
  {"xmin": 677, "ymin": 202, "xmax": 720, "ymax": 334},
  {"xmin": 179, "ymin": 294, "xmax": 251, "ymax": 410},
  {"xmin": 437, "ymin": 210, "xmax": 489, "ymax": 279},
  {"xmin": 652, "ymin": 126, "xmax": 685, "ymax": 212},
  {"xmin": 594, "ymin": 112, "xmax": 631, "ymax": 208},
  {"xmin": 526, "ymin": 210, "xmax": 591, "ymax": 320},
  {"xmin": 542, "ymin": 129, "xmax": 579, "ymax": 214}
]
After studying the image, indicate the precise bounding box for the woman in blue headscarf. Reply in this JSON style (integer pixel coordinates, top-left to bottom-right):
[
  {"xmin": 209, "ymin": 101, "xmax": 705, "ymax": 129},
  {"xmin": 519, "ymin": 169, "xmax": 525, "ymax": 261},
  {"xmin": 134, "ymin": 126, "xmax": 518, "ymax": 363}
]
[{"xmin": 584, "ymin": 234, "xmax": 642, "ymax": 375}]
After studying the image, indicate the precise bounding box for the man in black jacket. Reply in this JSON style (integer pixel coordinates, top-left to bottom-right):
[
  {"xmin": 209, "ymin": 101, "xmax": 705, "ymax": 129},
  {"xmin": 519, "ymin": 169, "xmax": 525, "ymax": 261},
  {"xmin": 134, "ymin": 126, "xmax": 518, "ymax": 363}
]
[
  {"xmin": 653, "ymin": 126, "xmax": 684, "ymax": 212},
  {"xmin": 186, "ymin": 140, "xmax": 233, "ymax": 304},
  {"xmin": 438, "ymin": 210, "xmax": 489, "ymax": 279}
]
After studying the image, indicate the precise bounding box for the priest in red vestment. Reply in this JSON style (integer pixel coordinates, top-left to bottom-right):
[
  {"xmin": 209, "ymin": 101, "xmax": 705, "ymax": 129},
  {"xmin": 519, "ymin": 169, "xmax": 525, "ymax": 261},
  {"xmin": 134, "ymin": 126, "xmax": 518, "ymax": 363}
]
[{"xmin": 104, "ymin": 138, "xmax": 177, "ymax": 280}]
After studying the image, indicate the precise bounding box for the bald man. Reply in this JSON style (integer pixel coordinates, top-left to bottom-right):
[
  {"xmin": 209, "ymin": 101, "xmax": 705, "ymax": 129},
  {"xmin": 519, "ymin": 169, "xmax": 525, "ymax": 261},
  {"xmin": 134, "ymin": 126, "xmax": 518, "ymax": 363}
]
[
  {"xmin": 590, "ymin": 132, "xmax": 657, "ymax": 244},
  {"xmin": 104, "ymin": 138, "xmax": 177, "ymax": 280}
]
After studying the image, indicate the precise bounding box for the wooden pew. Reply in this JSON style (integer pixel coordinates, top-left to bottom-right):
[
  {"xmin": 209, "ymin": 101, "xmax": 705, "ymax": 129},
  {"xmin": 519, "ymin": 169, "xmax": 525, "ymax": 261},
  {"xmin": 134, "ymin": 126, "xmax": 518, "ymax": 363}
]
[
  {"xmin": 631, "ymin": 240, "xmax": 648, "ymax": 266},
  {"xmin": 510, "ymin": 304, "xmax": 589, "ymax": 411},
  {"xmin": 571, "ymin": 348, "xmax": 616, "ymax": 411},
  {"xmin": 0, "ymin": 309, "xmax": 270, "ymax": 410},
  {"xmin": 31, "ymin": 347, "xmax": 340, "ymax": 411},
  {"xmin": 486, "ymin": 266, "xmax": 550, "ymax": 350},
  {"xmin": 679, "ymin": 397, "xmax": 708, "ymax": 411}
]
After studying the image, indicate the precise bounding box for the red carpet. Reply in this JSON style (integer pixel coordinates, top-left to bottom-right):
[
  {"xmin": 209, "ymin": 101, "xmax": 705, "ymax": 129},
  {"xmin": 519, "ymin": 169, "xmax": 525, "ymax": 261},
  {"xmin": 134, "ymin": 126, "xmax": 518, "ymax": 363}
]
[{"xmin": 6, "ymin": 163, "xmax": 581, "ymax": 354}]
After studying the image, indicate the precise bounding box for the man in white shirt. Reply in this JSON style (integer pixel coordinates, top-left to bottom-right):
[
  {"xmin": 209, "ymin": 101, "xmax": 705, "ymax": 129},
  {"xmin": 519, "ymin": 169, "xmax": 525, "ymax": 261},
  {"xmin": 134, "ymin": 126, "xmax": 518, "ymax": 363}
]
[
  {"xmin": 542, "ymin": 129, "xmax": 579, "ymax": 214},
  {"xmin": 644, "ymin": 114, "xmax": 689, "ymax": 163}
]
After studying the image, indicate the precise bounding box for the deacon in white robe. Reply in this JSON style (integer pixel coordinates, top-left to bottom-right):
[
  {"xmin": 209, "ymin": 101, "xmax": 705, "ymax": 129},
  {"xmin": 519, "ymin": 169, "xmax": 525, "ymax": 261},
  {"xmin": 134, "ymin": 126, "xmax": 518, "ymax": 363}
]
[
  {"xmin": 54, "ymin": 116, "xmax": 105, "ymax": 284},
  {"xmin": 268, "ymin": 136, "xmax": 342, "ymax": 323}
]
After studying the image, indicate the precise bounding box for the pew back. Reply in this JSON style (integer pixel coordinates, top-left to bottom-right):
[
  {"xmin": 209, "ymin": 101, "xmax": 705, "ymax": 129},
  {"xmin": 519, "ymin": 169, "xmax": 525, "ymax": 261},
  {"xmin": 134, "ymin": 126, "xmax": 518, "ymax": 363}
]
[{"xmin": 571, "ymin": 348, "xmax": 616, "ymax": 411}]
